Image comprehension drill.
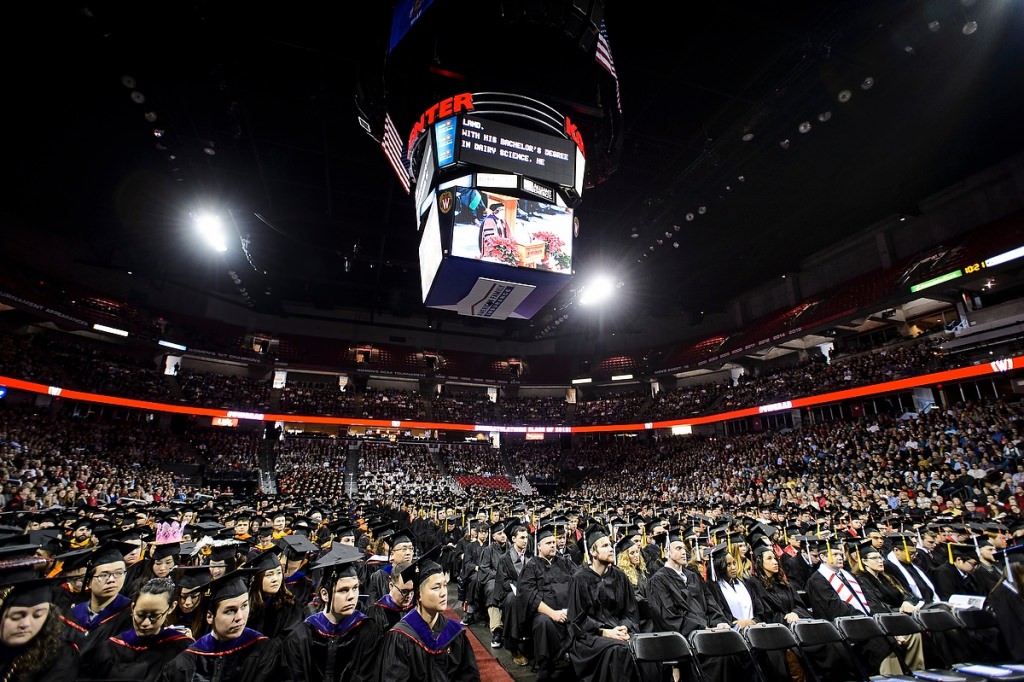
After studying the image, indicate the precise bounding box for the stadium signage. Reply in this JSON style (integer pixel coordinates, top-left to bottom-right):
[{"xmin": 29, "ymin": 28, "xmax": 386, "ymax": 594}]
[{"xmin": 758, "ymin": 400, "xmax": 793, "ymax": 414}]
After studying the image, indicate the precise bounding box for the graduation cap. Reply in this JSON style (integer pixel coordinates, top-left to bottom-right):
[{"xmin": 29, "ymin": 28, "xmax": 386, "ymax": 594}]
[
  {"xmin": 245, "ymin": 545, "xmax": 283, "ymax": 573},
  {"xmin": 208, "ymin": 540, "xmax": 244, "ymax": 563},
  {"xmin": 54, "ymin": 548, "xmax": 94, "ymax": 573},
  {"xmin": 389, "ymin": 529, "xmax": 415, "ymax": 549},
  {"xmin": 487, "ymin": 521, "xmax": 507, "ymax": 538},
  {"xmin": 398, "ymin": 546, "xmax": 443, "ymax": 592},
  {"xmin": 535, "ymin": 524, "xmax": 562, "ymax": 543},
  {"xmin": 204, "ymin": 568, "xmax": 258, "ymax": 604},
  {"xmin": 175, "ymin": 565, "xmax": 214, "ymax": 591},
  {"xmin": 994, "ymin": 544, "xmax": 1024, "ymax": 565},
  {"xmin": 584, "ymin": 524, "xmax": 610, "ymax": 551},
  {"xmin": 277, "ymin": 534, "xmax": 319, "ymax": 561},
  {"xmin": 311, "ymin": 544, "xmax": 365, "ymax": 582},
  {"xmin": 946, "ymin": 542, "xmax": 978, "ymax": 563},
  {"xmin": 615, "ymin": 535, "xmax": 638, "ymax": 557},
  {"xmin": 330, "ymin": 521, "xmax": 356, "ymax": 539},
  {"xmin": 0, "ymin": 560, "xmax": 58, "ymax": 607},
  {"xmin": 152, "ymin": 542, "xmax": 181, "ymax": 562},
  {"xmin": 90, "ymin": 540, "xmax": 138, "ymax": 569}
]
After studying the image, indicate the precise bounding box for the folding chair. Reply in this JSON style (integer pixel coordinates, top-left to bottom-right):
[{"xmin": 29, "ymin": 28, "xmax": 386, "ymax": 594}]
[
  {"xmin": 790, "ymin": 618, "xmax": 875, "ymax": 682},
  {"xmin": 742, "ymin": 622, "xmax": 816, "ymax": 682},
  {"xmin": 913, "ymin": 608, "xmax": 973, "ymax": 669},
  {"xmin": 631, "ymin": 631, "xmax": 702, "ymax": 682},
  {"xmin": 955, "ymin": 608, "xmax": 1012, "ymax": 664},
  {"xmin": 689, "ymin": 628, "xmax": 762, "ymax": 682},
  {"xmin": 875, "ymin": 612, "xmax": 1009, "ymax": 681}
]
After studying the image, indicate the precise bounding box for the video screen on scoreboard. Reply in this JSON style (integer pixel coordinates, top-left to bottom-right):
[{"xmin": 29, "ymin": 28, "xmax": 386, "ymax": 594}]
[{"xmin": 450, "ymin": 187, "xmax": 573, "ymax": 275}]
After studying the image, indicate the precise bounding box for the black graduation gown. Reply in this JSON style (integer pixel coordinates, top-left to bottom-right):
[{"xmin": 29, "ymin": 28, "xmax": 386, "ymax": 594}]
[
  {"xmin": 366, "ymin": 565, "xmax": 394, "ymax": 606},
  {"xmin": 377, "ymin": 610, "xmax": 479, "ymax": 682},
  {"xmin": 987, "ymin": 582, "xmax": 1024, "ymax": 663},
  {"xmin": 647, "ymin": 566, "xmax": 729, "ymax": 637},
  {"xmin": 159, "ymin": 627, "xmax": 280, "ymax": 682},
  {"xmin": 746, "ymin": 577, "xmax": 812, "ymax": 624},
  {"xmin": 280, "ymin": 610, "xmax": 382, "ymax": 682},
  {"xmin": 489, "ymin": 548, "xmax": 530, "ymax": 641},
  {"xmin": 518, "ymin": 555, "xmax": 574, "ymax": 670},
  {"xmin": 933, "ymin": 563, "xmax": 984, "ymax": 601},
  {"xmin": 0, "ymin": 638, "xmax": 79, "ymax": 682},
  {"xmin": 285, "ymin": 570, "xmax": 314, "ymax": 608},
  {"xmin": 804, "ymin": 570, "xmax": 889, "ymax": 677},
  {"xmin": 63, "ymin": 593, "xmax": 133, "ymax": 651},
  {"xmin": 780, "ymin": 552, "xmax": 817, "ymax": 591},
  {"xmin": 566, "ymin": 564, "xmax": 645, "ymax": 682},
  {"xmin": 79, "ymin": 627, "xmax": 194, "ymax": 682},
  {"xmin": 366, "ymin": 593, "xmax": 413, "ymax": 632},
  {"xmin": 248, "ymin": 594, "xmax": 305, "ymax": 640}
]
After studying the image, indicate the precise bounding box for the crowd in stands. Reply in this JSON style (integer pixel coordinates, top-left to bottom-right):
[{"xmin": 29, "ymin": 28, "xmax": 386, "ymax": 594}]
[
  {"xmin": 275, "ymin": 433, "xmax": 349, "ymax": 498},
  {"xmin": 574, "ymin": 390, "xmax": 649, "ymax": 425},
  {"xmin": 0, "ymin": 323, "xmax": 976, "ymax": 429},
  {"xmin": 442, "ymin": 442, "xmax": 508, "ymax": 477},
  {"xmin": 177, "ymin": 369, "xmax": 273, "ymax": 413},
  {"xmin": 184, "ymin": 428, "xmax": 261, "ymax": 479},
  {"xmin": 499, "ymin": 394, "xmax": 568, "ymax": 425},
  {"xmin": 357, "ymin": 441, "xmax": 444, "ymax": 498},
  {"xmin": 278, "ymin": 379, "xmax": 360, "ymax": 416},
  {"xmin": 359, "ymin": 387, "xmax": 426, "ymax": 421},
  {"xmin": 431, "ymin": 390, "xmax": 496, "ymax": 423}
]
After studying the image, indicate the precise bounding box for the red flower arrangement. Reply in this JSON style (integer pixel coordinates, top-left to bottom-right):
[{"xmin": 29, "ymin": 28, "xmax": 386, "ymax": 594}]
[
  {"xmin": 482, "ymin": 235, "xmax": 523, "ymax": 266},
  {"xmin": 531, "ymin": 231, "xmax": 570, "ymax": 270}
]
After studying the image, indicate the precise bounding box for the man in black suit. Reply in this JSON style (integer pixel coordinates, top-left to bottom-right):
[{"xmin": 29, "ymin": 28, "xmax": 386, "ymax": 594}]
[{"xmin": 488, "ymin": 524, "xmax": 532, "ymax": 665}]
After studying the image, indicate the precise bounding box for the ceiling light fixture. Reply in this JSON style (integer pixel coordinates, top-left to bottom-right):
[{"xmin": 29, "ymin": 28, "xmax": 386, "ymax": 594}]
[
  {"xmin": 817, "ymin": 111, "xmax": 832, "ymax": 122},
  {"xmin": 742, "ymin": 133, "xmax": 754, "ymax": 142},
  {"xmin": 928, "ymin": 20, "xmax": 941, "ymax": 32},
  {"xmin": 962, "ymin": 20, "xmax": 977, "ymax": 35},
  {"xmin": 860, "ymin": 77, "xmax": 874, "ymax": 90},
  {"xmin": 779, "ymin": 138, "xmax": 790, "ymax": 149},
  {"xmin": 798, "ymin": 122, "xmax": 812, "ymax": 134},
  {"xmin": 838, "ymin": 90, "xmax": 852, "ymax": 103},
  {"xmin": 698, "ymin": 206, "xmax": 706, "ymax": 215},
  {"xmin": 121, "ymin": 75, "xmax": 137, "ymax": 89},
  {"xmin": 686, "ymin": 213, "xmax": 694, "ymax": 221}
]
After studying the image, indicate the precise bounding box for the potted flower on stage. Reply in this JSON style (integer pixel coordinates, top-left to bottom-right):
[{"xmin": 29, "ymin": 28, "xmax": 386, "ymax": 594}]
[
  {"xmin": 482, "ymin": 235, "xmax": 524, "ymax": 267},
  {"xmin": 530, "ymin": 231, "xmax": 570, "ymax": 271}
]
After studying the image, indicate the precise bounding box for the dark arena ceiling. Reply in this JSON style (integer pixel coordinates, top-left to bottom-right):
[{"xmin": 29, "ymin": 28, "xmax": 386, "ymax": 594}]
[{"xmin": 5, "ymin": 1, "xmax": 1024, "ymax": 343}]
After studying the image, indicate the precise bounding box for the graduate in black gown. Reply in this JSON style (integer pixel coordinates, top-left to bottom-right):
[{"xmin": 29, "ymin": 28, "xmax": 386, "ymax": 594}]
[
  {"xmin": 365, "ymin": 559, "xmax": 414, "ymax": 631},
  {"xmin": 63, "ymin": 541, "xmax": 135, "ymax": 650},
  {"xmin": 366, "ymin": 529, "xmax": 416, "ymax": 606},
  {"xmin": 279, "ymin": 534, "xmax": 319, "ymax": 610},
  {"xmin": 280, "ymin": 545, "xmax": 383, "ymax": 682},
  {"xmin": 566, "ymin": 525, "xmax": 652, "ymax": 682},
  {"xmin": 0, "ymin": 559, "xmax": 79, "ymax": 682},
  {"xmin": 79, "ymin": 577, "xmax": 193, "ymax": 682},
  {"xmin": 160, "ymin": 568, "xmax": 280, "ymax": 682},
  {"xmin": 518, "ymin": 523, "xmax": 574, "ymax": 682},
  {"xmin": 378, "ymin": 546, "xmax": 480, "ymax": 681},
  {"xmin": 988, "ymin": 549, "xmax": 1024, "ymax": 662},
  {"xmin": 243, "ymin": 545, "xmax": 304, "ymax": 640},
  {"xmin": 170, "ymin": 566, "xmax": 213, "ymax": 639}
]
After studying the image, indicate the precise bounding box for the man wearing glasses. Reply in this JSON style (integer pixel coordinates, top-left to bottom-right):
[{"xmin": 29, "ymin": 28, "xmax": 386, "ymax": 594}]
[
  {"xmin": 62, "ymin": 541, "xmax": 134, "ymax": 647},
  {"xmin": 366, "ymin": 529, "xmax": 416, "ymax": 605},
  {"xmin": 366, "ymin": 560, "xmax": 415, "ymax": 631},
  {"xmin": 933, "ymin": 542, "xmax": 984, "ymax": 601}
]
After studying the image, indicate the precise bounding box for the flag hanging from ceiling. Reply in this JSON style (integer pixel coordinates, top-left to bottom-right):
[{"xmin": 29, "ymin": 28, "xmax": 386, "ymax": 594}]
[
  {"xmin": 382, "ymin": 112, "xmax": 412, "ymax": 194},
  {"xmin": 595, "ymin": 21, "xmax": 622, "ymax": 113}
]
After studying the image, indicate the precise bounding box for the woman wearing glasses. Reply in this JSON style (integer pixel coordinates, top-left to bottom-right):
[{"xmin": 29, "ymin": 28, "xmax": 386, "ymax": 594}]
[
  {"xmin": 79, "ymin": 578, "xmax": 193, "ymax": 682},
  {"xmin": 62, "ymin": 542, "xmax": 134, "ymax": 647}
]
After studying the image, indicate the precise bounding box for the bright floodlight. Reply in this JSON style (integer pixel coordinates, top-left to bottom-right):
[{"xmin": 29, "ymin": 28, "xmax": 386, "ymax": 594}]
[
  {"xmin": 579, "ymin": 276, "xmax": 615, "ymax": 306},
  {"xmin": 195, "ymin": 212, "xmax": 229, "ymax": 253}
]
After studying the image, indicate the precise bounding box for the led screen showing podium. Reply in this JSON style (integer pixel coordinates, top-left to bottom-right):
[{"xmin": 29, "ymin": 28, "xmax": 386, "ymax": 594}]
[{"xmin": 419, "ymin": 180, "xmax": 574, "ymax": 320}]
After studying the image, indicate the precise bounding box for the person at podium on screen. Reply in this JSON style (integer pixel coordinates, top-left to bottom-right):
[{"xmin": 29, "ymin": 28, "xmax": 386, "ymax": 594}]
[{"xmin": 478, "ymin": 202, "xmax": 511, "ymax": 257}]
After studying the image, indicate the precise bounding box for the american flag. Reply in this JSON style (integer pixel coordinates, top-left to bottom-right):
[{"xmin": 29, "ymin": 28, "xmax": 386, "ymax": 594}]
[
  {"xmin": 595, "ymin": 20, "xmax": 622, "ymax": 113},
  {"xmin": 382, "ymin": 112, "xmax": 412, "ymax": 194}
]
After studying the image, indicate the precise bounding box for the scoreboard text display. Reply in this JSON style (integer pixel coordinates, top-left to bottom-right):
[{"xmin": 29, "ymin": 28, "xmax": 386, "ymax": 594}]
[{"xmin": 453, "ymin": 116, "xmax": 576, "ymax": 188}]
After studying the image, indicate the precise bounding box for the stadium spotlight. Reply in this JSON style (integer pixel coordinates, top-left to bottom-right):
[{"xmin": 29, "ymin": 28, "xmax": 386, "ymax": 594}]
[
  {"xmin": 579, "ymin": 276, "xmax": 615, "ymax": 306},
  {"xmin": 194, "ymin": 211, "xmax": 229, "ymax": 253}
]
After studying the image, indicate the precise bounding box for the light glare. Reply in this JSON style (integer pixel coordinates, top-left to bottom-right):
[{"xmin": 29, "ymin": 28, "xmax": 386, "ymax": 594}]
[{"xmin": 195, "ymin": 212, "xmax": 229, "ymax": 253}]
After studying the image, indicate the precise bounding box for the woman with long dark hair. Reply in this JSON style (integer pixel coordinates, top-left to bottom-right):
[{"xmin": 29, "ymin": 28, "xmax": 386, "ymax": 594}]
[
  {"xmin": 244, "ymin": 546, "xmax": 303, "ymax": 639},
  {"xmin": 0, "ymin": 560, "xmax": 78, "ymax": 682},
  {"xmin": 169, "ymin": 566, "xmax": 213, "ymax": 639},
  {"xmin": 79, "ymin": 577, "xmax": 193, "ymax": 682},
  {"xmin": 748, "ymin": 545, "xmax": 812, "ymax": 682}
]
